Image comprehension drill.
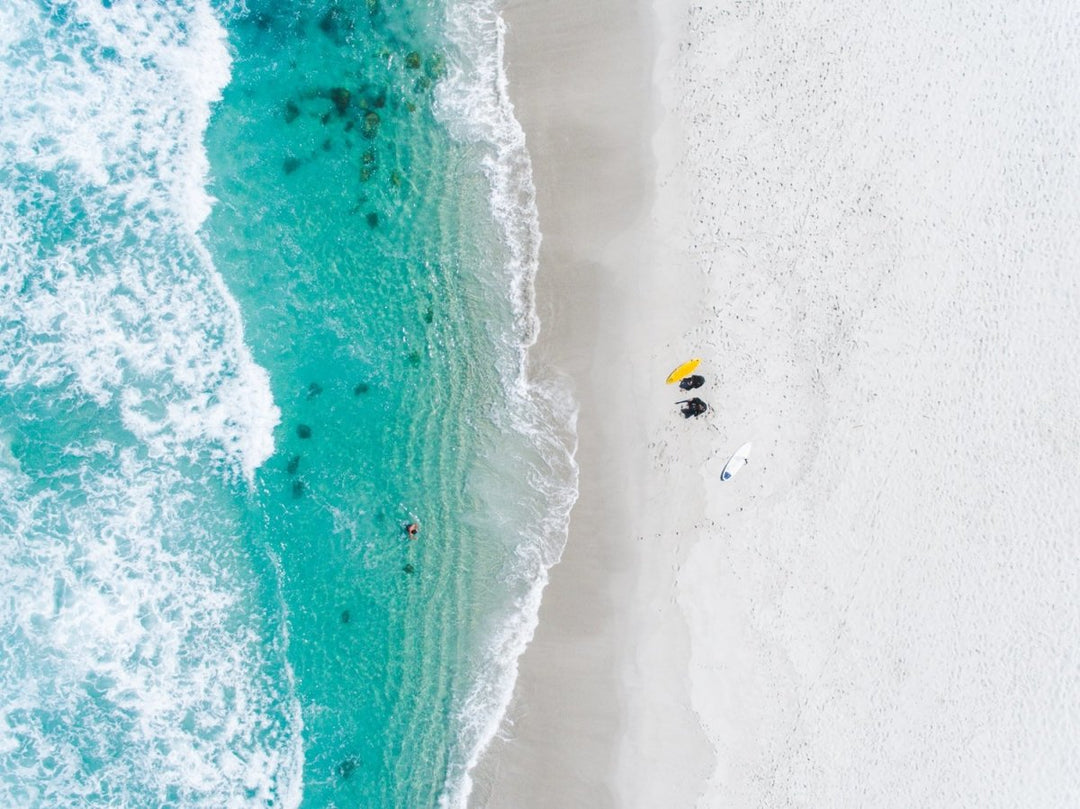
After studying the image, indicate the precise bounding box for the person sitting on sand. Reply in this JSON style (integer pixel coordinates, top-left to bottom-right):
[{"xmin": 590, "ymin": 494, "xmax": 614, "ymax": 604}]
[
  {"xmin": 678, "ymin": 374, "xmax": 705, "ymax": 390},
  {"xmin": 677, "ymin": 398, "xmax": 708, "ymax": 418},
  {"xmin": 405, "ymin": 522, "xmax": 420, "ymax": 538}
]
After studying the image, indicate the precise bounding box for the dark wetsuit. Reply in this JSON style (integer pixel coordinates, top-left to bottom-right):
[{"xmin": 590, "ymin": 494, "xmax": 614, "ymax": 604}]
[{"xmin": 677, "ymin": 398, "xmax": 708, "ymax": 418}]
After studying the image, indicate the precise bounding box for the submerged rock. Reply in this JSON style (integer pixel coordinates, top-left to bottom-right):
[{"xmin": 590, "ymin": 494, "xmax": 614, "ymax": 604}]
[
  {"xmin": 284, "ymin": 100, "xmax": 300, "ymax": 123},
  {"xmin": 286, "ymin": 454, "xmax": 301, "ymax": 475},
  {"xmin": 340, "ymin": 610, "xmax": 351, "ymax": 624},
  {"xmin": 403, "ymin": 563, "xmax": 415, "ymax": 575},
  {"xmin": 283, "ymin": 156, "xmax": 301, "ymax": 175},
  {"xmin": 297, "ymin": 424, "xmax": 312, "ymax": 439},
  {"xmin": 425, "ymin": 53, "xmax": 446, "ymax": 80},
  {"xmin": 366, "ymin": 212, "xmax": 379, "ymax": 228},
  {"xmin": 317, "ymin": 8, "xmax": 336, "ymax": 34},
  {"xmin": 405, "ymin": 51, "xmax": 421, "ymax": 70},
  {"xmin": 329, "ymin": 86, "xmax": 351, "ymax": 115},
  {"xmin": 353, "ymin": 382, "xmax": 370, "ymax": 395},
  {"xmin": 319, "ymin": 6, "xmax": 353, "ymax": 44},
  {"xmin": 361, "ymin": 111, "xmax": 380, "ymax": 139},
  {"xmin": 291, "ymin": 480, "xmax": 305, "ymax": 499},
  {"xmin": 359, "ymin": 151, "xmax": 377, "ymax": 182},
  {"xmin": 336, "ymin": 757, "xmax": 361, "ymax": 779},
  {"xmin": 307, "ymin": 382, "xmax": 323, "ymax": 399}
]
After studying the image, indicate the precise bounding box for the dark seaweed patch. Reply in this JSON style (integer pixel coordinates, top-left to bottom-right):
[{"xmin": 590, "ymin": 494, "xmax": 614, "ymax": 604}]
[
  {"xmin": 283, "ymin": 156, "xmax": 302, "ymax": 175},
  {"xmin": 297, "ymin": 424, "xmax": 312, "ymax": 439},
  {"xmin": 307, "ymin": 382, "xmax": 323, "ymax": 399},
  {"xmin": 366, "ymin": 212, "xmax": 379, "ymax": 228},
  {"xmin": 284, "ymin": 100, "xmax": 300, "ymax": 123},
  {"xmin": 286, "ymin": 454, "xmax": 301, "ymax": 475},
  {"xmin": 291, "ymin": 480, "xmax": 306, "ymax": 499},
  {"xmin": 353, "ymin": 382, "xmax": 369, "ymax": 395}
]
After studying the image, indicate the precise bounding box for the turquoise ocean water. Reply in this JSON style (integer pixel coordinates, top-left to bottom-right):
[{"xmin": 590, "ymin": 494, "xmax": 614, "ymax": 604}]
[{"xmin": 0, "ymin": 0, "xmax": 577, "ymax": 806}]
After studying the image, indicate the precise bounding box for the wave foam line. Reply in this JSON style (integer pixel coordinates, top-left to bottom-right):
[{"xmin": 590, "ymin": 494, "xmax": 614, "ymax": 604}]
[
  {"xmin": 0, "ymin": 0, "xmax": 279, "ymax": 481},
  {"xmin": 434, "ymin": 5, "xmax": 580, "ymax": 808},
  {"xmin": 0, "ymin": 449, "xmax": 304, "ymax": 807}
]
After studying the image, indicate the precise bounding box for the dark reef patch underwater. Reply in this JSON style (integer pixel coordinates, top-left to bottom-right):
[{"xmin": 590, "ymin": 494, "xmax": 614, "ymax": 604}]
[{"xmin": 0, "ymin": 0, "xmax": 576, "ymax": 806}]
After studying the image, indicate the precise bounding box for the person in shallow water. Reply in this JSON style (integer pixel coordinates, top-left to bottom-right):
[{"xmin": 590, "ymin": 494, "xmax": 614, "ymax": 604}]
[
  {"xmin": 677, "ymin": 398, "xmax": 708, "ymax": 418},
  {"xmin": 405, "ymin": 522, "xmax": 420, "ymax": 538},
  {"xmin": 678, "ymin": 374, "xmax": 705, "ymax": 390}
]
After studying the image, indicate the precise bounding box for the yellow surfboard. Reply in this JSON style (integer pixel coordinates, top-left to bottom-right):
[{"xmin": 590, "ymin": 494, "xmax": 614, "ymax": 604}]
[{"xmin": 666, "ymin": 358, "xmax": 701, "ymax": 384}]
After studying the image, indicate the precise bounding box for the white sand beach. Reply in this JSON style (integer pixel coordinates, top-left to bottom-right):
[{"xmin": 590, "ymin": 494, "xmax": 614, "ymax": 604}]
[{"xmin": 473, "ymin": 0, "xmax": 1080, "ymax": 806}]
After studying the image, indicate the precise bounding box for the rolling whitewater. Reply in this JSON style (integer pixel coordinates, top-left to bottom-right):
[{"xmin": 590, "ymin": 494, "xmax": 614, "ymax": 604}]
[{"xmin": 0, "ymin": 0, "xmax": 577, "ymax": 806}]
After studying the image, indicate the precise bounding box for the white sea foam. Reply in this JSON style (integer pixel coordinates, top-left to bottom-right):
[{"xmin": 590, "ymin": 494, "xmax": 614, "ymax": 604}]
[
  {"xmin": 0, "ymin": 0, "xmax": 301, "ymax": 804},
  {"xmin": 436, "ymin": 6, "xmax": 543, "ymax": 352},
  {"xmin": 433, "ymin": 4, "xmax": 580, "ymax": 807},
  {"xmin": 0, "ymin": 0, "xmax": 278, "ymax": 481},
  {"xmin": 0, "ymin": 448, "xmax": 303, "ymax": 806}
]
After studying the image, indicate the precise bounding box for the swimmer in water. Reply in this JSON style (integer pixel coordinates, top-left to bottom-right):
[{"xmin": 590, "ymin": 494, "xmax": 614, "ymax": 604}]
[{"xmin": 405, "ymin": 522, "xmax": 419, "ymax": 538}]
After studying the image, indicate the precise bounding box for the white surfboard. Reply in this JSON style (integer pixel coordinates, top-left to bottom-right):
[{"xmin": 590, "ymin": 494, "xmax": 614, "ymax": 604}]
[{"xmin": 721, "ymin": 442, "xmax": 752, "ymax": 481}]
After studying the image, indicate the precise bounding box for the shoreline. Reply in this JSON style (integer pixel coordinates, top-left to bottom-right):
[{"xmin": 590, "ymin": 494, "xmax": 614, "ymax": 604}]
[{"xmin": 468, "ymin": 0, "xmax": 713, "ymax": 805}]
